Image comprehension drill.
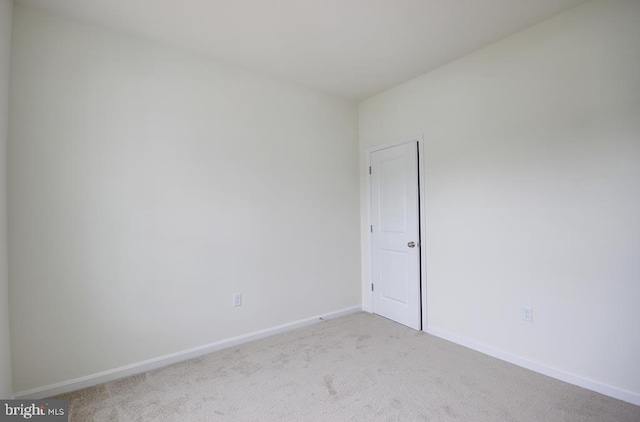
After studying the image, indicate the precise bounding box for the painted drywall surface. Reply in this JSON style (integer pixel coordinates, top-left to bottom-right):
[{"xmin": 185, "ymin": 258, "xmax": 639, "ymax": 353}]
[
  {"xmin": 360, "ymin": 0, "xmax": 640, "ymax": 395},
  {"xmin": 9, "ymin": 5, "xmax": 360, "ymax": 392},
  {"xmin": 0, "ymin": 0, "xmax": 13, "ymax": 399}
]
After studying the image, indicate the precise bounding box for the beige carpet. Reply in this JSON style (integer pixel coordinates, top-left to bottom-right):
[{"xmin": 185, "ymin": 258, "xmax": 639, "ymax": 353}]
[{"xmin": 53, "ymin": 313, "xmax": 640, "ymax": 421}]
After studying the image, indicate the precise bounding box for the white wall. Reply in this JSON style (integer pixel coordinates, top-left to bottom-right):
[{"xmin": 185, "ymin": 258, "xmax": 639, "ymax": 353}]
[
  {"xmin": 360, "ymin": 0, "xmax": 640, "ymax": 401},
  {"xmin": 0, "ymin": 0, "xmax": 13, "ymax": 400},
  {"xmin": 9, "ymin": 5, "xmax": 360, "ymax": 393}
]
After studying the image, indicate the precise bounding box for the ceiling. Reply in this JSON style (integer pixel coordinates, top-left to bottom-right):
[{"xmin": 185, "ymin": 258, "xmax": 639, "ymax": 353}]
[{"xmin": 15, "ymin": 0, "xmax": 588, "ymax": 101}]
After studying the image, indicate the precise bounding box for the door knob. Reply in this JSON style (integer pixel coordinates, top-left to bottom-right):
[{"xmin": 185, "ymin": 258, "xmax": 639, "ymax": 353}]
[{"xmin": 407, "ymin": 241, "xmax": 416, "ymax": 248}]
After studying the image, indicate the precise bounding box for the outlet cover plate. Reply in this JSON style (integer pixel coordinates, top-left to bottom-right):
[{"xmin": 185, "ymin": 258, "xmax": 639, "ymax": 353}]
[{"xmin": 521, "ymin": 306, "xmax": 533, "ymax": 322}]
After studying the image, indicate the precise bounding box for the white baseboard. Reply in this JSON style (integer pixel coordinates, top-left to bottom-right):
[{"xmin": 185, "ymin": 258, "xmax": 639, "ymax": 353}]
[
  {"xmin": 14, "ymin": 305, "xmax": 362, "ymax": 400},
  {"xmin": 424, "ymin": 326, "xmax": 640, "ymax": 407}
]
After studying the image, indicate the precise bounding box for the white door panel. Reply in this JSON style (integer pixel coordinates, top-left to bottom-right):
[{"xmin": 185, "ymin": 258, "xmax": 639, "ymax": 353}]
[
  {"xmin": 380, "ymin": 250, "xmax": 408, "ymax": 304},
  {"xmin": 371, "ymin": 141, "xmax": 421, "ymax": 330}
]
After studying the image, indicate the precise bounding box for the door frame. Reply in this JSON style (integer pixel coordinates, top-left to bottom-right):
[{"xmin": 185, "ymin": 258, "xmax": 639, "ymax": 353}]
[{"xmin": 366, "ymin": 135, "xmax": 428, "ymax": 330}]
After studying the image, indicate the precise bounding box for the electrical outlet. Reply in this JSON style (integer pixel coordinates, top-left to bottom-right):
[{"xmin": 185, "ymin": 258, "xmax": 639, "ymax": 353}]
[
  {"xmin": 521, "ymin": 306, "xmax": 533, "ymax": 322},
  {"xmin": 233, "ymin": 293, "xmax": 242, "ymax": 307}
]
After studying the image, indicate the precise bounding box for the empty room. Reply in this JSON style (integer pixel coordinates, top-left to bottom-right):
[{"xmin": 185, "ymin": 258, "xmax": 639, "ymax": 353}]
[{"xmin": 0, "ymin": 0, "xmax": 639, "ymax": 420}]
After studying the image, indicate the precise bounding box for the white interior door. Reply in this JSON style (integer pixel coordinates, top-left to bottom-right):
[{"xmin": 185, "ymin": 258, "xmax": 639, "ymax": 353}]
[{"xmin": 370, "ymin": 141, "xmax": 421, "ymax": 330}]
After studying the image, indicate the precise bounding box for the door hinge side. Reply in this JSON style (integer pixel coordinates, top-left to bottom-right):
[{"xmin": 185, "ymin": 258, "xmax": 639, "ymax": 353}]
[
  {"xmin": 369, "ymin": 166, "xmax": 372, "ymax": 175},
  {"xmin": 370, "ymin": 225, "xmax": 373, "ymax": 233},
  {"xmin": 371, "ymin": 283, "xmax": 374, "ymax": 292}
]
